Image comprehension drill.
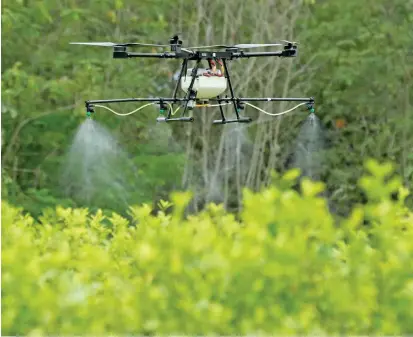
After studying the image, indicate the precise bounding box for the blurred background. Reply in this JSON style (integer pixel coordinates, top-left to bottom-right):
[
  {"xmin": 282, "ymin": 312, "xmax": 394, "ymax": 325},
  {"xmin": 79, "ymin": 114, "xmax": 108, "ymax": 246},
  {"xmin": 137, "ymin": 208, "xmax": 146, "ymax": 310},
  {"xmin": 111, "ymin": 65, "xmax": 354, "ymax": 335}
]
[{"xmin": 2, "ymin": 0, "xmax": 412, "ymax": 218}]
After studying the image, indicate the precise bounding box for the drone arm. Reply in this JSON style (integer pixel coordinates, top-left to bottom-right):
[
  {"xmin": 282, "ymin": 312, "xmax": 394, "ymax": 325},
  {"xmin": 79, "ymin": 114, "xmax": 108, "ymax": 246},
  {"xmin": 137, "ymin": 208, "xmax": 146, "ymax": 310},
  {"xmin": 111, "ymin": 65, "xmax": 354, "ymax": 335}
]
[
  {"xmin": 236, "ymin": 49, "xmax": 296, "ymax": 58},
  {"xmin": 113, "ymin": 51, "xmax": 178, "ymax": 59},
  {"xmin": 128, "ymin": 52, "xmax": 177, "ymax": 58}
]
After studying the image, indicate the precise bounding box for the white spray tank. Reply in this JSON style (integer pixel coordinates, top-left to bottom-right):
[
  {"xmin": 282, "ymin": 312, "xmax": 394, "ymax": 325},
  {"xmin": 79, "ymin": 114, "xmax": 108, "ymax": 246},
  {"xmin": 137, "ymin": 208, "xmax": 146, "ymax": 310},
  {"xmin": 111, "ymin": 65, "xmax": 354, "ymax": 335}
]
[{"xmin": 180, "ymin": 68, "xmax": 227, "ymax": 99}]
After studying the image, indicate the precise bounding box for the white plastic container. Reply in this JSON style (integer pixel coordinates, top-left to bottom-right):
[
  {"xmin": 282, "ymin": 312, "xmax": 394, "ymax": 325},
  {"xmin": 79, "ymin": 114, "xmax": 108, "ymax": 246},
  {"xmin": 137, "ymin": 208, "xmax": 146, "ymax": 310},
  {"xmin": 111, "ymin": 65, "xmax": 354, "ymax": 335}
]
[{"xmin": 180, "ymin": 68, "xmax": 227, "ymax": 99}]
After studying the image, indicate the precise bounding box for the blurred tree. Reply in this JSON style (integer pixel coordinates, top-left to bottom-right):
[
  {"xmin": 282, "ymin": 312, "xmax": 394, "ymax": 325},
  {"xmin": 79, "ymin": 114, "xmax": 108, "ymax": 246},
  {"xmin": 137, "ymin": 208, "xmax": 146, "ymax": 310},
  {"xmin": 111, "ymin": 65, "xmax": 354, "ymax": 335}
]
[
  {"xmin": 1, "ymin": 0, "xmax": 412, "ymax": 216},
  {"xmin": 1, "ymin": 0, "xmax": 185, "ymax": 215},
  {"xmin": 296, "ymin": 0, "xmax": 413, "ymax": 214}
]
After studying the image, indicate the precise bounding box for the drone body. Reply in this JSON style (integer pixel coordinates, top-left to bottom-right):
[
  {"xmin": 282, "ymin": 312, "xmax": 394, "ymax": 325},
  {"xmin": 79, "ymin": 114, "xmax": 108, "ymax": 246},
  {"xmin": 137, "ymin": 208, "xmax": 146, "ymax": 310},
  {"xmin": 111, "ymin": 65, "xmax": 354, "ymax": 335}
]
[{"xmin": 71, "ymin": 35, "xmax": 314, "ymax": 124}]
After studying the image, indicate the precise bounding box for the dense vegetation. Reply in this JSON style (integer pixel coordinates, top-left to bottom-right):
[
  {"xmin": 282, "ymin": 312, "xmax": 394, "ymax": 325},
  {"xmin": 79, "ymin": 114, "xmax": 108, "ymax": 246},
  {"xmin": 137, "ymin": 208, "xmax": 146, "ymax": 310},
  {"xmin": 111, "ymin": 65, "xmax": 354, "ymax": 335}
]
[
  {"xmin": 3, "ymin": 160, "xmax": 413, "ymax": 335},
  {"xmin": 2, "ymin": 0, "xmax": 412, "ymax": 215},
  {"xmin": 2, "ymin": 0, "xmax": 413, "ymax": 334}
]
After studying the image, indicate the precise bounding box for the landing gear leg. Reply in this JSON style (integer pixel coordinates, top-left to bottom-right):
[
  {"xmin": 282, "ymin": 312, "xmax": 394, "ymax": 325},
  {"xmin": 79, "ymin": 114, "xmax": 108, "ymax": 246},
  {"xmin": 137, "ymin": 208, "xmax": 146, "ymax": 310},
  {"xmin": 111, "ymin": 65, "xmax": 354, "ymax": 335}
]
[{"xmin": 213, "ymin": 60, "xmax": 252, "ymax": 124}]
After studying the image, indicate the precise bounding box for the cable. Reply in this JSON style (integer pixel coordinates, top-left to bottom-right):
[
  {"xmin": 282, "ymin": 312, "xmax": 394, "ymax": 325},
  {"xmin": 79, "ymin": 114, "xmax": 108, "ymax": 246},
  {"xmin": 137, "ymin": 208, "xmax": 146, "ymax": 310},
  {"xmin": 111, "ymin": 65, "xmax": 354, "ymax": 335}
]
[
  {"xmin": 196, "ymin": 101, "xmax": 306, "ymax": 115},
  {"xmin": 244, "ymin": 101, "xmax": 307, "ymax": 116},
  {"xmin": 171, "ymin": 105, "xmax": 180, "ymax": 115},
  {"xmin": 93, "ymin": 103, "xmax": 156, "ymax": 116},
  {"xmin": 93, "ymin": 102, "xmax": 180, "ymax": 116}
]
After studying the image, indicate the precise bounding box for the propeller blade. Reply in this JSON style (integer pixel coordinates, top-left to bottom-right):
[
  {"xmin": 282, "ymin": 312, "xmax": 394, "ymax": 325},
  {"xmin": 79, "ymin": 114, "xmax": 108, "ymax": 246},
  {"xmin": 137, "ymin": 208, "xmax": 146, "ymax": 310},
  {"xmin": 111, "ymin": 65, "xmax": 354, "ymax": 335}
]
[
  {"xmin": 70, "ymin": 42, "xmax": 169, "ymax": 47},
  {"xmin": 123, "ymin": 42, "xmax": 170, "ymax": 47},
  {"xmin": 185, "ymin": 45, "xmax": 230, "ymax": 50},
  {"xmin": 280, "ymin": 40, "xmax": 299, "ymax": 45},
  {"xmin": 187, "ymin": 43, "xmax": 285, "ymax": 50},
  {"xmin": 232, "ymin": 43, "xmax": 283, "ymax": 48},
  {"xmin": 70, "ymin": 42, "xmax": 117, "ymax": 47}
]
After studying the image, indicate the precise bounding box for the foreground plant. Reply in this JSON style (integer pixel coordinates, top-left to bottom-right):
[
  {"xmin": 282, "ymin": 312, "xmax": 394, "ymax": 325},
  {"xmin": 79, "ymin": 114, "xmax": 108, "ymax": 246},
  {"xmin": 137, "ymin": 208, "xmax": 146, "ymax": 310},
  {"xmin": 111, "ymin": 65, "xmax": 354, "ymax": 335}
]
[{"xmin": 2, "ymin": 159, "xmax": 413, "ymax": 335}]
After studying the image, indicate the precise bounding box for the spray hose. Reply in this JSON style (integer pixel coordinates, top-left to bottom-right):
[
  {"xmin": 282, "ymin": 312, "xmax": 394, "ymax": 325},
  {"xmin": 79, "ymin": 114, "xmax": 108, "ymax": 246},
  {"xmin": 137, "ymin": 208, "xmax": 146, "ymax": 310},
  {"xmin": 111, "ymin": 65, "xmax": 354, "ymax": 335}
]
[
  {"xmin": 244, "ymin": 102, "xmax": 310, "ymax": 116},
  {"xmin": 86, "ymin": 100, "xmax": 314, "ymax": 118},
  {"xmin": 90, "ymin": 102, "xmax": 177, "ymax": 116},
  {"xmin": 86, "ymin": 102, "xmax": 231, "ymax": 118}
]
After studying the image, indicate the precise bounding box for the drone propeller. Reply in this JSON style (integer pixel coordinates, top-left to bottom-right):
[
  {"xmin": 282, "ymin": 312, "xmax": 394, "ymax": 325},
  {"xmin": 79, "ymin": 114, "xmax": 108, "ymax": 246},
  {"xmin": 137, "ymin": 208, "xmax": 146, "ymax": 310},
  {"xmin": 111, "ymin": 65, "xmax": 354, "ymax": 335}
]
[
  {"xmin": 70, "ymin": 42, "xmax": 170, "ymax": 47},
  {"xmin": 186, "ymin": 43, "xmax": 284, "ymax": 50},
  {"xmin": 233, "ymin": 43, "xmax": 285, "ymax": 49},
  {"xmin": 280, "ymin": 40, "xmax": 299, "ymax": 45}
]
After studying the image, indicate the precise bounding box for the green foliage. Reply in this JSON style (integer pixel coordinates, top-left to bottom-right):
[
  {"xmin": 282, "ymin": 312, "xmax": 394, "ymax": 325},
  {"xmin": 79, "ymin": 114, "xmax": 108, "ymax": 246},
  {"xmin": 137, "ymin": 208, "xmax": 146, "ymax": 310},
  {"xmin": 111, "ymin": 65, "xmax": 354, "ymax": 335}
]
[
  {"xmin": 2, "ymin": 0, "xmax": 413, "ymax": 217},
  {"xmin": 1, "ymin": 0, "xmax": 182, "ymax": 214},
  {"xmin": 2, "ymin": 160, "xmax": 413, "ymax": 335},
  {"xmin": 297, "ymin": 0, "xmax": 413, "ymax": 212}
]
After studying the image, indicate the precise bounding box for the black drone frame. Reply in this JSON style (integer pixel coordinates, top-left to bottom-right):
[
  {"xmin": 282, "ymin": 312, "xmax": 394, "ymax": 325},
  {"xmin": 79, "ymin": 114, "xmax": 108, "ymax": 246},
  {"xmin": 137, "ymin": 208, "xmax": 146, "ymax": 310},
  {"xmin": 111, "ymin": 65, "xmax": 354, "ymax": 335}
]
[{"xmin": 84, "ymin": 35, "xmax": 315, "ymax": 124}]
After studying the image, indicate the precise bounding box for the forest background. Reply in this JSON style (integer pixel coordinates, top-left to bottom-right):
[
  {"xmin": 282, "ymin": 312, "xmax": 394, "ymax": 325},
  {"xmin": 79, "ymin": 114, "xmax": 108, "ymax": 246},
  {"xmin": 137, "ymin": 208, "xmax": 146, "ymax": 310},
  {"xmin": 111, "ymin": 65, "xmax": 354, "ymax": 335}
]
[
  {"xmin": 2, "ymin": 0, "xmax": 413, "ymax": 218},
  {"xmin": 2, "ymin": 0, "xmax": 413, "ymax": 335}
]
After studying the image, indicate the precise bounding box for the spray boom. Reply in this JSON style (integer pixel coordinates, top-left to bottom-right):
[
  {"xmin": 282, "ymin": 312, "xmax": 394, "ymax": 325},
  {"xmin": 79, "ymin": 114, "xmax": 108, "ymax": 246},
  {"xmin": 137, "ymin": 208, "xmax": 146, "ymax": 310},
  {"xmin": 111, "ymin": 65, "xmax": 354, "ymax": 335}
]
[{"xmin": 84, "ymin": 97, "xmax": 315, "ymax": 120}]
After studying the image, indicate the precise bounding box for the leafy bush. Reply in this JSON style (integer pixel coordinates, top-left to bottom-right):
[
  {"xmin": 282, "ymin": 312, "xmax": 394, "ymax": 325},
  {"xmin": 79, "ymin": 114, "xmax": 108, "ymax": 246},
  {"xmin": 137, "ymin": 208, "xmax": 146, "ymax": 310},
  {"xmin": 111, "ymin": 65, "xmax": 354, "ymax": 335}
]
[{"xmin": 2, "ymin": 160, "xmax": 413, "ymax": 335}]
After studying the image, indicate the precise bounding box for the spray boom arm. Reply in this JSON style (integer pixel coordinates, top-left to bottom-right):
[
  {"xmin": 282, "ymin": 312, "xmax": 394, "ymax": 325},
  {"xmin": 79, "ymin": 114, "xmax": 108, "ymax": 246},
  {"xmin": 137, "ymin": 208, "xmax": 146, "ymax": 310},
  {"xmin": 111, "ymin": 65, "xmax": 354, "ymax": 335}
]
[{"xmin": 85, "ymin": 97, "xmax": 315, "ymax": 123}]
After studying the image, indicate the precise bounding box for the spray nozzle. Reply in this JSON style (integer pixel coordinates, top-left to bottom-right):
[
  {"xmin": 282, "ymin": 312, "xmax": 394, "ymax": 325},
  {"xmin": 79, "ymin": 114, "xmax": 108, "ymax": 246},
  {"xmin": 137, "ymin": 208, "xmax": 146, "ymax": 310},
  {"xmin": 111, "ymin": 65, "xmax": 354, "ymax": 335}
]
[
  {"xmin": 236, "ymin": 100, "xmax": 245, "ymax": 112},
  {"xmin": 159, "ymin": 101, "xmax": 167, "ymax": 115},
  {"xmin": 86, "ymin": 104, "xmax": 95, "ymax": 118},
  {"xmin": 306, "ymin": 102, "xmax": 315, "ymax": 114}
]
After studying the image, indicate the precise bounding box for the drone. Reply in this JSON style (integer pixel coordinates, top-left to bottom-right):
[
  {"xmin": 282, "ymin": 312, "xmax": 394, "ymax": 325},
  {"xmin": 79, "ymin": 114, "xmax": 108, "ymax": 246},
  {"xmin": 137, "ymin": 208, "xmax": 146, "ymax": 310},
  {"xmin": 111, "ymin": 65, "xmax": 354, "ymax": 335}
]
[{"xmin": 71, "ymin": 35, "xmax": 315, "ymax": 124}]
